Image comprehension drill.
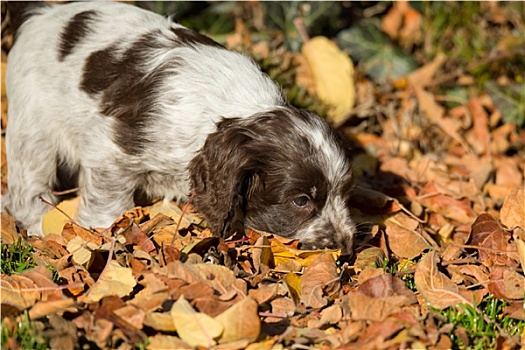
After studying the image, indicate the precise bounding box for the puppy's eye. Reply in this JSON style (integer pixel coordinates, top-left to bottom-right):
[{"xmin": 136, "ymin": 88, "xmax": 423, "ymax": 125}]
[{"xmin": 292, "ymin": 195, "xmax": 310, "ymax": 208}]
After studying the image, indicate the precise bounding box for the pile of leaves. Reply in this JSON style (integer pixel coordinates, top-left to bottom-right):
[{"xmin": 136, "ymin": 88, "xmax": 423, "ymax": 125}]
[{"xmin": 1, "ymin": 1, "xmax": 524, "ymax": 349}]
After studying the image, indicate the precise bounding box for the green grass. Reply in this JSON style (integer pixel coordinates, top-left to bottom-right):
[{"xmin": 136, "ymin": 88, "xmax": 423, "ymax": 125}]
[
  {"xmin": 438, "ymin": 296, "xmax": 524, "ymax": 349},
  {"xmin": 1, "ymin": 311, "xmax": 49, "ymax": 350},
  {"xmin": 1, "ymin": 237, "xmax": 37, "ymax": 275}
]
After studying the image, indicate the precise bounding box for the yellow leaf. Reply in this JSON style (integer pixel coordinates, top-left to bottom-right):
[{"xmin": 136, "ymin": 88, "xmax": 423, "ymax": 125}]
[
  {"xmin": 42, "ymin": 197, "xmax": 80, "ymax": 235},
  {"xmin": 301, "ymin": 36, "xmax": 355, "ymax": 125},
  {"xmin": 66, "ymin": 235, "xmax": 98, "ymax": 267},
  {"xmin": 215, "ymin": 297, "xmax": 260, "ymax": 343},
  {"xmin": 283, "ymin": 272, "xmax": 302, "ymax": 304},
  {"xmin": 171, "ymin": 296, "xmax": 223, "ymax": 348},
  {"xmin": 271, "ymin": 238, "xmax": 340, "ymax": 267},
  {"xmin": 83, "ymin": 261, "xmax": 136, "ymax": 303}
]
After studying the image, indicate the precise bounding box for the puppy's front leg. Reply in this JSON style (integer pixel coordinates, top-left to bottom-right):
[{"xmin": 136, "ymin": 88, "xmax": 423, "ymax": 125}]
[{"xmin": 76, "ymin": 166, "xmax": 136, "ymax": 231}]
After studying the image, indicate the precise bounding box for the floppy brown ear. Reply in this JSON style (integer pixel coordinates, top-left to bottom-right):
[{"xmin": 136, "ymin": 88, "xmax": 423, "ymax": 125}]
[{"xmin": 188, "ymin": 118, "xmax": 259, "ymax": 238}]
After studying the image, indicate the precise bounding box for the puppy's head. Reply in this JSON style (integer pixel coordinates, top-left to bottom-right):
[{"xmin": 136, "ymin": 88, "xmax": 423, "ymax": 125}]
[{"xmin": 189, "ymin": 107, "xmax": 355, "ymax": 255}]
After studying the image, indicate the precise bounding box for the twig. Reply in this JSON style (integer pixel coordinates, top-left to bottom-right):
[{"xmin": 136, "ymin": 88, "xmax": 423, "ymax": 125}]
[
  {"xmin": 39, "ymin": 196, "xmax": 99, "ymax": 236},
  {"xmin": 170, "ymin": 190, "xmax": 195, "ymax": 246},
  {"xmin": 39, "ymin": 196, "xmax": 74, "ymax": 222}
]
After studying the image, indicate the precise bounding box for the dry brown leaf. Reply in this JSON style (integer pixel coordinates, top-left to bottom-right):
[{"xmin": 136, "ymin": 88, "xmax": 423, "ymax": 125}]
[
  {"xmin": 494, "ymin": 157, "xmax": 523, "ymax": 187},
  {"xmin": 1, "ymin": 211, "xmax": 20, "ymax": 245},
  {"xmin": 301, "ymin": 36, "xmax": 355, "ymax": 125},
  {"xmin": 146, "ymin": 334, "xmax": 192, "ymax": 350},
  {"xmin": 1, "ymin": 266, "xmax": 62, "ymax": 311},
  {"xmin": 83, "ymin": 261, "xmax": 137, "ymax": 303},
  {"xmin": 418, "ymin": 181, "xmax": 475, "ymax": 224},
  {"xmin": 470, "ymin": 213, "xmax": 517, "ymax": 268},
  {"xmin": 215, "ymin": 297, "xmax": 260, "ymax": 344},
  {"xmin": 347, "ymin": 293, "xmax": 402, "ymax": 322},
  {"xmin": 466, "ymin": 98, "xmax": 490, "ymax": 154},
  {"xmin": 170, "ymin": 296, "xmax": 223, "ymax": 348},
  {"xmin": 28, "ymin": 298, "xmax": 75, "ymax": 320},
  {"xmin": 514, "ymin": 229, "xmax": 525, "ymax": 272},
  {"xmin": 382, "ymin": 1, "xmax": 422, "ymax": 44},
  {"xmin": 385, "ymin": 212, "xmax": 430, "ymax": 258},
  {"xmin": 308, "ymin": 304, "xmax": 343, "ymax": 329},
  {"xmin": 161, "ymin": 261, "xmax": 236, "ymax": 295},
  {"xmin": 415, "ymin": 251, "xmax": 474, "ymax": 309},
  {"xmin": 149, "ymin": 200, "xmax": 194, "ymax": 230},
  {"xmin": 270, "ymin": 297, "xmax": 295, "ymax": 316},
  {"xmin": 300, "ymin": 252, "xmax": 340, "ymax": 308},
  {"xmin": 1, "ymin": 274, "xmax": 41, "ymax": 310},
  {"xmin": 407, "ymin": 52, "xmax": 447, "ymax": 88},
  {"xmin": 248, "ymin": 283, "xmax": 279, "ymax": 304},
  {"xmin": 503, "ymin": 269, "xmax": 525, "ymax": 300},
  {"xmin": 354, "ymin": 247, "xmax": 386, "ymax": 272},
  {"xmin": 500, "ymin": 187, "xmax": 525, "ymax": 229},
  {"xmin": 488, "ymin": 266, "xmax": 520, "ymax": 301},
  {"xmin": 136, "ymin": 271, "xmax": 168, "ymax": 297}
]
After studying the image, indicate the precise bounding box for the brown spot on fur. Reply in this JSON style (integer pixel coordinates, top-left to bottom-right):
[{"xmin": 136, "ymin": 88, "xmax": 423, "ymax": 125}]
[
  {"xmin": 58, "ymin": 10, "xmax": 99, "ymax": 61},
  {"xmin": 170, "ymin": 27, "xmax": 224, "ymax": 49},
  {"xmin": 80, "ymin": 31, "xmax": 175, "ymax": 155}
]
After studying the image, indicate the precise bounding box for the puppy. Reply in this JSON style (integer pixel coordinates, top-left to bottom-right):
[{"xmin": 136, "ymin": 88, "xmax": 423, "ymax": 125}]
[{"xmin": 4, "ymin": 2, "xmax": 356, "ymax": 254}]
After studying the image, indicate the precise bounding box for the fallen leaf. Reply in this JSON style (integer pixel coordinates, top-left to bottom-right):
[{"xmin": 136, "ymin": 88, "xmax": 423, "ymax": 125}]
[
  {"xmin": 252, "ymin": 235, "xmax": 273, "ymax": 272},
  {"xmin": 385, "ymin": 212, "xmax": 430, "ymax": 258},
  {"xmin": 143, "ymin": 312, "xmax": 176, "ymax": 332},
  {"xmin": 415, "ymin": 251, "xmax": 474, "ymax": 309},
  {"xmin": 500, "ymin": 187, "xmax": 525, "ymax": 229},
  {"xmin": 146, "ymin": 334, "xmax": 191, "ymax": 350},
  {"xmin": 466, "ymin": 98, "xmax": 490, "ymax": 154},
  {"xmin": 149, "ymin": 200, "xmax": 192, "ymax": 230},
  {"xmin": 382, "ymin": 1, "xmax": 422, "ymax": 44},
  {"xmin": 300, "ymin": 252, "xmax": 340, "ymax": 308},
  {"xmin": 1, "ymin": 266, "xmax": 61, "ymax": 311},
  {"xmin": 1, "ymin": 212, "xmax": 20, "ymax": 245},
  {"xmin": 308, "ymin": 304, "xmax": 342, "ymax": 328},
  {"xmin": 28, "ymin": 298, "xmax": 75, "ymax": 320},
  {"xmin": 503, "ymin": 269, "xmax": 525, "ymax": 300},
  {"xmin": 470, "ymin": 213, "xmax": 517, "ymax": 267},
  {"xmin": 514, "ymin": 230, "xmax": 525, "ymax": 272},
  {"xmin": 1, "ymin": 274, "xmax": 41, "ymax": 310},
  {"xmin": 83, "ymin": 261, "xmax": 137, "ymax": 303},
  {"xmin": 161, "ymin": 261, "xmax": 236, "ymax": 295},
  {"xmin": 354, "ymin": 247, "xmax": 386, "ymax": 272},
  {"xmin": 283, "ymin": 273, "xmax": 302, "ymax": 306},
  {"xmin": 301, "ymin": 36, "xmax": 355, "ymax": 125},
  {"xmin": 215, "ymin": 297, "xmax": 260, "ymax": 343},
  {"xmin": 42, "ymin": 197, "xmax": 80, "ymax": 236},
  {"xmin": 407, "ymin": 52, "xmax": 447, "ymax": 88},
  {"xmin": 66, "ymin": 235, "xmax": 98, "ymax": 267},
  {"xmin": 170, "ymin": 296, "xmax": 223, "ymax": 348},
  {"xmin": 270, "ymin": 237, "xmax": 340, "ymax": 267}
]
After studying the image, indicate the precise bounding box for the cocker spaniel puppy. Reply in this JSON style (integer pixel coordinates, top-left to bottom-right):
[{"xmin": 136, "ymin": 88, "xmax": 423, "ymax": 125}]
[{"xmin": 4, "ymin": 2, "xmax": 356, "ymax": 254}]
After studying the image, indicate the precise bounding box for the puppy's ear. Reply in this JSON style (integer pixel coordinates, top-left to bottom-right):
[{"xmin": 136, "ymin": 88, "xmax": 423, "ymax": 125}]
[{"xmin": 188, "ymin": 118, "xmax": 258, "ymax": 238}]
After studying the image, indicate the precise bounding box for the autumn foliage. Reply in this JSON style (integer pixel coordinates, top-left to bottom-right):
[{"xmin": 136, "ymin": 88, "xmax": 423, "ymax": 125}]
[{"xmin": 1, "ymin": 2, "xmax": 524, "ymax": 349}]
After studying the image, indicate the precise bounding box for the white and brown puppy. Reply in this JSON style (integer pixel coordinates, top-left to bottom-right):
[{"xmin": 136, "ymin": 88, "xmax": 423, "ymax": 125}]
[{"xmin": 4, "ymin": 2, "xmax": 355, "ymax": 254}]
